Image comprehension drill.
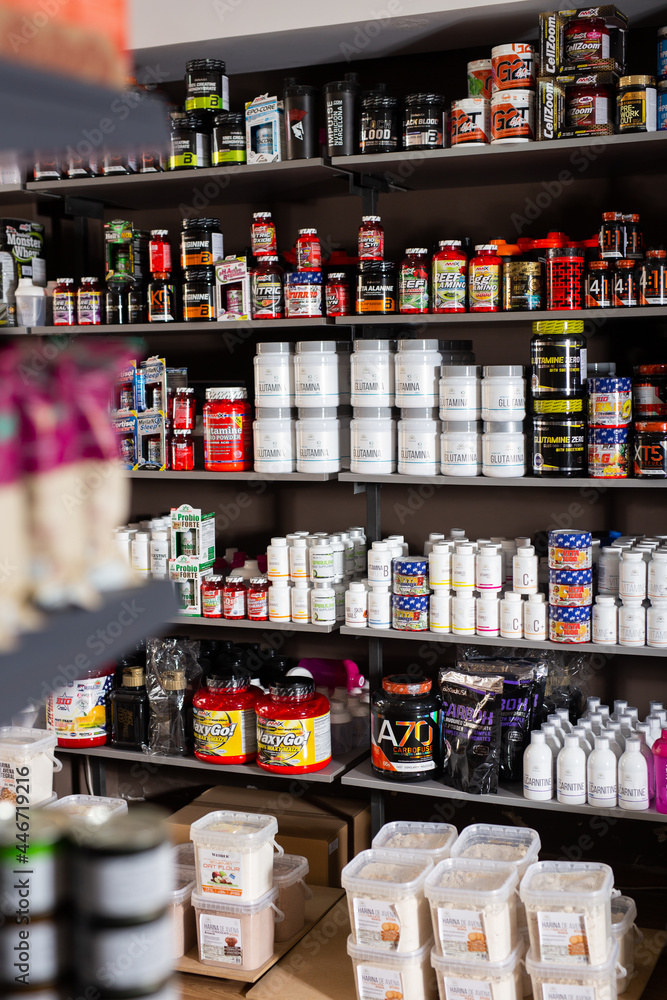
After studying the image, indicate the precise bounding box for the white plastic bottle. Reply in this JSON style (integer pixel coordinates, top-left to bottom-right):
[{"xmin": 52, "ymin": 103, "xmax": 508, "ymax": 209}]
[
  {"xmin": 618, "ymin": 737, "xmax": 649, "ymax": 811},
  {"xmin": 296, "ymin": 407, "xmax": 340, "ymax": 473},
  {"xmin": 367, "ymin": 541, "xmax": 393, "ymax": 585},
  {"xmin": 513, "ymin": 545, "xmax": 538, "ymax": 595},
  {"xmin": 619, "ymin": 598, "xmax": 646, "ymax": 646},
  {"xmin": 294, "ymin": 340, "xmax": 339, "ymax": 406},
  {"xmin": 291, "ymin": 579, "xmax": 310, "ymax": 623},
  {"xmin": 368, "ymin": 583, "xmax": 391, "ymax": 629},
  {"xmin": 429, "ymin": 542, "xmax": 452, "ymax": 589},
  {"xmin": 619, "ymin": 550, "xmax": 647, "ymax": 599},
  {"xmin": 556, "ymin": 733, "xmax": 587, "ymax": 805},
  {"xmin": 350, "ymin": 527, "xmax": 368, "ymax": 576},
  {"xmin": 592, "ymin": 595, "xmax": 618, "ymax": 644},
  {"xmin": 572, "ymin": 726, "xmax": 592, "ymax": 760},
  {"xmin": 647, "ymin": 599, "xmax": 667, "ymax": 648},
  {"xmin": 311, "ymin": 582, "xmax": 336, "ymax": 625},
  {"xmin": 339, "ymin": 532, "xmax": 355, "ymax": 578},
  {"xmin": 267, "ymin": 537, "xmax": 289, "ymax": 579},
  {"xmin": 476, "ymin": 594, "xmax": 500, "ymax": 637},
  {"xmin": 289, "ymin": 537, "xmax": 309, "ymax": 581},
  {"xmin": 634, "ymin": 729, "xmax": 655, "ymax": 799},
  {"xmin": 394, "ymin": 338, "xmax": 441, "ymax": 408},
  {"xmin": 523, "ymin": 593, "xmax": 547, "ymax": 640},
  {"xmin": 587, "ymin": 736, "xmax": 618, "ymax": 807},
  {"xmin": 149, "ymin": 530, "xmax": 169, "ymax": 578},
  {"xmin": 648, "ymin": 550, "xmax": 667, "ymax": 599},
  {"xmin": 429, "ymin": 591, "xmax": 451, "ymax": 633},
  {"xmin": 268, "ymin": 578, "xmax": 291, "ymax": 622},
  {"xmin": 253, "ymin": 407, "xmax": 295, "ymax": 473},
  {"xmin": 541, "ymin": 724, "xmax": 562, "ymax": 783},
  {"xmin": 451, "ymin": 592, "xmax": 475, "ymax": 635},
  {"xmin": 345, "ymin": 582, "xmax": 368, "ymax": 628},
  {"xmin": 397, "ymin": 408, "xmax": 440, "ymax": 476},
  {"xmin": 598, "ymin": 547, "xmax": 621, "ymax": 595},
  {"xmin": 523, "ymin": 731, "xmax": 553, "ymax": 801},
  {"xmin": 329, "ymin": 534, "xmax": 345, "ymax": 578},
  {"xmin": 452, "ymin": 543, "xmax": 476, "ymax": 591},
  {"xmin": 350, "ymin": 338, "xmax": 394, "ymax": 407},
  {"xmin": 131, "ymin": 531, "xmax": 150, "ymax": 574},
  {"xmin": 555, "ymin": 708, "xmax": 573, "ymax": 735},
  {"xmin": 501, "ymin": 539, "xmax": 517, "ymax": 587},
  {"xmin": 333, "ymin": 577, "xmax": 346, "ymax": 621},
  {"xmin": 254, "ymin": 342, "xmax": 294, "ymax": 407},
  {"xmin": 476, "ymin": 545, "xmax": 502, "ymax": 593},
  {"xmin": 612, "ymin": 699, "xmax": 628, "ymax": 722},
  {"xmin": 310, "ymin": 538, "xmax": 335, "ymax": 582},
  {"xmin": 500, "ymin": 592, "xmax": 523, "ymax": 639},
  {"xmin": 424, "ymin": 532, "xmax": 445, "ymax": 555}
]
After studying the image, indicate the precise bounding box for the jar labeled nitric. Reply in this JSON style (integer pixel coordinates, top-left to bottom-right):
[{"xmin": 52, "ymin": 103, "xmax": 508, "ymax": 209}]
[
  {"xmin": 398, "ymin": 248, "xmax": 429, "ymax": 314},
  {"xmin": 53, "ymin": 277, "xmax": 76, "ymax": 326},
  {"xmin": 203, "ymin": 387, "xmax": 252, "ymax": 471},
  {"xmin": 193, "ymin": 668, "xmax": 258, "ymax": 765},
  {"xmin": 256, "ymin": 677, "xmax": 331, "ymax": 774},
  {"xmin": 432, "ymin": 241, "xmax": 467, "ymax": 313},
  {"xmin": 251, "ymin": 212, "xmax": 277, "ymax": 257},
  {"xmin": 371, "ymin": 674, "xmax": 439, "ymax": 780},
  {"xmin": 251, "ymin": 256, "xmax": 284, "ymax": 318}
]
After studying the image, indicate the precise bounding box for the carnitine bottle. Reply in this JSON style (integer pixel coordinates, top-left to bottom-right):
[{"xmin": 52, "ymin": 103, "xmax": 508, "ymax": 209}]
[
  {"xmin": 557, "ymin": 733, "xmax": 586, "ymax": 805},
  {"xmin": 523, "ymin": 731, "xmax": 553, "ymax": 800},
  {"xmin": 618, "ymin": 737, "xmax": 650, "ymax": 810},
  {"xmin": 587, "ymin": 736, "xmax": 617, "ymax": 807}
]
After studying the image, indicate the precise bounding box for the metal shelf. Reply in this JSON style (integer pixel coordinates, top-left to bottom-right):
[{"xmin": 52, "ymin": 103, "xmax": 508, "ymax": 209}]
[
  {"xmin": 339, "ymin": 473, "xmax": 666, "ymax": 489},
  {"xmin": 340, "ymin": 625, "xmax": 667, "ymax": 658},
  {"xmin": 0, "ymin": 582, "xmax": 176, "ymax": 726},
  {"xmin": 168, "ymin": 616, "xmax": 339, "ymax": 633},
  {"xmin": 27, "ymin": 318, "xmax": 334, "ymax": 336},
  {"xmin": 331, "ymin": 133, "xmax": 667, "ymax": 191},
  {"xmin": 335, "ymin": 307, "xmax": 667, "ymax": 327},
  {"xmin": 26, "ymin": 159, "xmax": 349, "ymax": 209},
  {"xmin": 57, "ymin": 745, "xmax": 368, "ymax": 784},
  {"xmin": 342, "ymin": 759, "xmax": 667, "ymax": 823},
  {"xmin": 126, "ymin": 470, "xmax": 336, "ymax": 481}
]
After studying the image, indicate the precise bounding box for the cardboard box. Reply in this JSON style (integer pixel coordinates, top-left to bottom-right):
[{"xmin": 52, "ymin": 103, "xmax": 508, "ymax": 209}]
[
  {"xmin": 137, "ymin": 356, "xmax": 167, "ymax": 413},
  {"xmin": 111, "ymin": 411, "xmax": 137, "ymax": 469},
  {"xmin": 135, "ymin": 410, "xmax": 167, "ymax": 470},
  {"xmin": 215, "ymin": 256, "xmax": 251, "ymax": 320},
  {"xmin": 169, "ymin": 556, "xmax": 214, "ymax": 615},
  {"xmin": 171, "ymin": 504, "xmax": 216, "ymax": 563},
  {"xmin": 308, "ymin": 796, "xmax": 372, "ymax": 858},
  {"xmin": 167, "ymin": 802, "xmax": 348, "ymax": 886},
  {"xmin": 539, "ymin": 8, "xmax": 627, "ymax": 77},
  {"xmin": 245, "ymin": 95, "xmax": 286, "ymax": 163},
  {"xmin": 537, "ymin": 71, "xmax": 619, "ymax": 141}
]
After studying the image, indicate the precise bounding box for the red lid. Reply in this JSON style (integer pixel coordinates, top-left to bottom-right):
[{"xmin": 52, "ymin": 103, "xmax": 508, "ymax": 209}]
[
  {"xmin": 382, "ymin": 674, "xmax": 432, "ymax": 696},
  {"xmin": 618, "ymin": 260, "xmax": 635, "ymax": 269},
  {"xmin": 590, "ymin": 260, "xmax": 610, "ymax": 269},
  {"xmin": 602, "ymin": 212, "xmax": 623, "ymax": 221},
  {"xmin": 531, "ymin": 236, "xmax": 568, "ymax": 249},
  {"xmin": 636, "ymin": 364, "xmax": 667, "ymax": 376},
  {"xmin": 647, "ymin": 249, "xmax": 667, "ymax": 259},
  {"xmin": 635, "ymin": 422, "xmax": 667, "ymax": 432}
]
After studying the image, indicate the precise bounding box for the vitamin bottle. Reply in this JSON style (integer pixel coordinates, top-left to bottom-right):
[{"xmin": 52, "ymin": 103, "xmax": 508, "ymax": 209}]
[
  {"xmin": 77, "ymin": 276, "xmax": 102, "ymax": 325},
  {"xmin": 398, "ymin": 248, "xmax": 429, "ymax": 314},
  {"xmin": 368, "ymin": 583, "xmax": 391, "ymax": 629},
  {"xmin": 429, "ymin": 590, "xmax": 451, "ymax": 632},
  {"xmin": 255, "ymin": 677, "xmax": 331, "ymax": 774},
  {"xmin": 345, "ymin": 581, "xmax": 368, "ymax": 627},
  {"xmin": 247, "ymin": 577, "xmax": 270, "ymax": 621},
  {"xmin": 223, "ymin": 577, "xmax": 246, "ymax": 619},
  {"xmin": 291, "ymin": 578, "xmax": 311, "ymax": 622},
  {"xmin": 267, "ymin": 537, "xmax": 290, "ymax": 579},
  {"xmin": 193, "ymin": 668, "xmax": 259, "ymax": 764},
  {"xmin": 468, "ymin": 244, "xmax": 501, "ymax": 312},
  {"xmin": 476, "ymin": 594, "xmax": 500, "ymax": 636},
  {"xmin": 523, "ymin": 593, "xmax": 547, "ymax": 640},
  {"xmin": 53, "ymin": 277, "xmax": 76, "ymax": 326},
  {"xmin": 268, "ymin": 578, "xmax": 291, "ymax": 622},
  {"xmin": 500, "ymin": 592, "xmax": 523, "ymax": 638},
  {"xmin": 358, "ymin": 215, "xmax": 384, "ymax": 261},
  {"xmin": 432, "ymin": 240, "xmax": 467, "ymax": 313},
  {"xmin": 201, "ymin": 575, "xmax": 224, "ymax": 617},
  {"xmin": 513, "ymin": 545, "xmax": 538, "ymax": 594}
]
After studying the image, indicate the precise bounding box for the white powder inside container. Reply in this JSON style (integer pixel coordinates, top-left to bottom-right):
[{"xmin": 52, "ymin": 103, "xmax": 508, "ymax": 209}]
[
  {"xmin": 383, "ymin": 832, "xmax": 453, "ymax": 851},
  {"xmin": 525, "ymin": 871, "xmax": 610, "ymax": 966},
  {"xmin": 430, "ymin": 868, "xmax": 516, "ymax": 963},
  {"xmin": 359, "ymin": 862, "xmax": 426, "ymax": 882},
  {"xmin": 528, "ymin": 966, "xmax": 616, "ymax": 1000},
  {"xmin": 191, "ymin": 815, "xmax": 277, "ymax": 902},
  {"xmin": 347, "ymin": 861, "xmax": 431, "ymax": 953},
  {"xmin": 432, "ymin": 947, "xmax": 522, "ymax": 1000},
  {"xmin": 171, "ymin": 870, "xmax": 196, "ymax": 958},
  {"xmin": 347, "ymin": 938, "xmax": 436, "ymax": 1000},
  {"xmin": 461, "ymin": 843, "xmax": 529, "ymax": 862}
]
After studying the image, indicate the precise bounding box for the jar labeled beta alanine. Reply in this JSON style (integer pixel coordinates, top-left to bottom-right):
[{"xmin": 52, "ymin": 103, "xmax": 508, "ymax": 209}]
[{"xmin": 203, "ymin": 387, "xmax": 252, "ymax": 471}]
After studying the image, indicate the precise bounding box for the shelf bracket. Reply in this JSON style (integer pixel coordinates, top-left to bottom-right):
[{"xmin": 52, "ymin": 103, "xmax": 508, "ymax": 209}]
[
  {"xmin": 348, "ymin": 172, "xmax": 401, "ymax": 215},
  {"xmin": 366, "ymin": 483, "xmax": 382, "ymax": 543},
  {"xmin": 63, "ymin": 196, "xmax": 105, "ymax": 284}
]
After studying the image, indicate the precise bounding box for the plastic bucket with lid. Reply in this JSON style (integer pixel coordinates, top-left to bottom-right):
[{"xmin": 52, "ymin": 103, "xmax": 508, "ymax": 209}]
[
  {"xmin": 372, "ymin": 821, "xmax": 458, "ymax": 863},
  {"xmin": 171, "ymin": 868, "xmax": 196, "ymax": 958},
  {"xmin": 190, "ymin": 810, "xmax": 281, "ymax": 902},
  {"xmin": 612, "ymin": 894, "xmax": 639, "ymax": 992},
  {"xmin": 525, "ymin": 940, "xmax": 621, "ymax": 1000},
  {"xmin": 431, "ymin": 939, "xmax": 523, "ymax": 1000},
  {"xmin": 273, "ymin": 853, "xmax": 311, "ymax": 942},
  {"xmin": 348, "ymin": 936, "xmax": 436, "ymax": 1000},
  {"xmin": 45, "ymin": 793, "xmax": 128, "ymax": 821},
  {"xmin": 192, "ymin": 886, "xmax": 282, "ymax": 971},
  {"xmin": 0, "ymin": 727, "xmax": 61, "ymax": 806}
]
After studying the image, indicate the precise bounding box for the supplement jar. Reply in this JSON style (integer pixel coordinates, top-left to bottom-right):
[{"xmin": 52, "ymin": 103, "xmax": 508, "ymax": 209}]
[
  {"xmin": 212, "ymin": 112, "xmax": 246, "ymax": 164},
  {"xmin": 181, "ymin": 218, "xmax": 223, "ymax": 270},
  {"xmin": 357, "ymin": 261, "xmax": 395, "ymax": 314},
  {"xmin": 618, "ymin": 76, "xmax": 657, "ymax": 133},
  {"xmin": 251, "ymin": 257, "xmax": 284, "ymax": 318},
  {"xmin": 549, "ymin": 569, "xmax": 593, "ymax": 607},
  {"xmin": 491, "ymin": 43, "xmax": 535, "ymax": 91},
  {"xmin": 203, "ymin": 387, "xmax": 252, "ymax": 472},
  {"xmin": 398, "ymin": 408, "xmax": 440, "ymax": 475},
  {"xmin": 223, "ymin": 578, "xmax": 246, "ymax": 619},
  {"xmin": 565, "ymin": 80, "xmax": 614, "ymax": 131},
  {"xmin": 468, "ymin": 59, "xmax": 492, "ymax": 99},
  {"xmin": 403, "ymin": 93, "xmax": 447, "ymax": 149},
  {"xmin": 371, "ymin": 675, "xmax": 439, "ymax": 779},
  {"xmin": 185, "ymin": 58, "xmax": 228, "ymax": 113},
  {"xmin": 395, "ymin": 339, "xmax": 441, "ymax": 408},
  {"xmin": 183, "ymin": 268, "xmax": 216, "ymax": 321},
  {"xmin": 190, "ymin": 809, "xmax": 280, "ymax": 901},
  {"xmin": 491, "ymin": 90, "xmax": 535, "ymax": 143},
  {"xmin": 0, "ymin": 727, "xmax": 59, "ymax": 806},
  {"xmin": 441, "ymin": 421, "xmax": 481, "ymax": 477},
  {"xmin": 325, "ymin": 272, "xmax": 351, "ymax": 316},
  {"xmin": 588, "ymin": 376, "xmax": 632, "ymax": 425},
  {"xmin": 201, "ymin": 575, "xmax": 224, "ymax": 617},
  {"xmin": 439, "ymin": 365, "xmax": 481, "ymax": 422},
  {"xmin": 255, "ymin": 677, "xmax": 331, "ymax": 774},
  {"xmin": 482, "ymin": 422, "xmax": 526, "ymax": 478},
  {"xmin": 53, "ymin": 277, "xmax": 76, "ymax": 325},
  {"xmin": 432, "ymin": 240, "xmax": 467, "ymax": 313},
  {"xmin": 251, "ymin": 212, "xmax": 277, "ymax": 257},
  {"xmin": 469, "ymin": 244, "xmax": 502, "ymax": 311},
  {"xmin": 613, "ymin": 259, "xmax": 638, "ymax": 306},
  {"xmin": 532, "ymin": 416, "xmax": 586, "ymax": 477},
  {"xmin": 503, "ymin": 257, "xmax": 542, "ymax": 311},
  {"xmin": 392, "ymin": 593, "xmax": 429, "ymax": 631},
  {"xmin": 398, "ymin": 248, "xmax": 429, "ymax": 314},
  {"xmin": 358, "ymin": 215, "xmax": 384, "ymax": 261},
  {"xmin": 530, "ymin": 320, "xmax": 587, "ymax": 407},
  {"xmin": 359, "ymin": 92, "xmax": 399, "ymax": 154},
  {"xmin": 273, "ymin": 854, "xmax": 310, "ymax": 942},
  {"xmin": 482, "ymin": 365, "xmax": 525, "ymax": 422},
  {"xmin": 193, "ymin": 668, "xmax": 259, "ymax": 764},
  {"xmin": 588, "ymin": 425, "xmax": 629, "ymax": 479},
  {"xmin": 285, "ymin": 272, "xmax": 323, "ymax": 318},
  {"xmin": 247, "ymin": 577, "xmax": 270, "ymax": 620},
  {"xmin": 294, "ymin": 341, "xmax": 339, "ymax": 406},
  {"xmin": 350, "ymin": 339, "xmax": 394, "ymax": 407},
  {"xmin": 77, "ymin": 276, "xmax": 102, "ymax": 325},
  {"xmin": 450, "ymin": 98, "xmax": 490, "ymax": 145},
  {"xmin": 296, "ymin": 229, "xmax": 321, "ymax": 271},
  {"xmin": 548, "ymin": 530, "xmax": 592, "ymax": 570},
  {"xmin": 564, "ymin": 16, "xmax": 610, "ymax": 63},
  {"xmin": 549, "ymin": 605, "xmax": 591, "ymax": 643},
  {"xmin": 546, "ymin": 247, "xmax": 584, "ymax": 310},
  {"xmin": 350, "ymin": 407, "xmax": 395, "ymax": 474},
  {"xmin": 46, "ymin": 663, "xmax": 116, "ymax": 747},
  {"xmin": 169, "ymin": 113, "xmax": 211, "ymax": 169},
  {"xmin": 633, "ymin": 364, "xmax": 667, "ymax": 419},
  {"xmin": 253, "ymin": 407, "xmax": 295, "ymax": 473},
  {"xmin": 296, "ymin": 407, "xmax": 340, "ymax": 473},
  {"xmin": 254, "ymin": 342, "xmax": 294, "ymax": 408},
  {"xmin": 634, "ymin": 421, "xmax": 667, "ymax": 477},
  {"xmin": 585, "ymin": 260, "xmax": 613, "ymax": 307},
  {"xmin": 393, "ymin": 557, "xmax": 429, "ymax": 596},
  {"xmin": 192, "ymin": 887, "xmax": 280, "ymax": 971},
  {"xmin": 638, "ymin": 249, "xmax": 667, "ymax": 305}
]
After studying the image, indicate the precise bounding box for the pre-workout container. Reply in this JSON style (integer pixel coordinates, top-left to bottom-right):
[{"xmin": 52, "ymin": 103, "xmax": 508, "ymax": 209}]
[
  {"xmin": 357, "ymin": 261, "xmax": 395, "ymax": 314},
  {"xmin": 359, "ymin": 92, "xmax": 399, "ymax": 153},
  {"xmin": 532, "ymin": 415, "xmax": 586, "ymax": 477},
  {"xmin": 403, "ymin": 93, "xmax": 447, "ymax": 149},
  {"xmin": 169, "ymin": 114, "xmax": 211, "ymax": 170},
  {"xmin": 185, "ymin": 58, "xmax": 229, "ymax": 113},
  {"xmin": 180, "ymin": 218, "xmax": 224, "ymax": 270},
  {"xmin": 371, "ymin": 675, "xmax": 439, "ymax": 780}
]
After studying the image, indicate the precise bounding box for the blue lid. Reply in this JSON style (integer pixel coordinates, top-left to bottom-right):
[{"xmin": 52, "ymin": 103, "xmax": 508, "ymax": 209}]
[
  {"xmin": 588, "ymin": 426, "xmax": 629, "ymax": 444},
  {"xmin": 392, "ymin": 594, "xmax": 429, "ymax": 609},
  {"xmin": 394, "ymin": 558, "xmax": 428, "ymax": 574},
  {"xmin": 548, "ymin": 530, "xmax": 592, "ymax": 549},
  {"xmin": 587, "ymin": 377, "xmax": 632, "ymax": 393},
  {"xmin": 549, "ymin": 569, "xmax": 593, "ymax": 584},
  {"xmin": 286, "ymin": 271, "xmax": 323, "ymax": 285},
  {"xmin": 549, "ymin": 605, "xmax": 591, "ymax": 622}
]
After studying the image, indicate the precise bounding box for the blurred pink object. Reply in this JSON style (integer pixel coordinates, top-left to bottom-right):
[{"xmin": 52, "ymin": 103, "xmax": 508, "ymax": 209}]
[{"xmin": 297, "ymin": 657, "xmax": 364, "ymax": 693}]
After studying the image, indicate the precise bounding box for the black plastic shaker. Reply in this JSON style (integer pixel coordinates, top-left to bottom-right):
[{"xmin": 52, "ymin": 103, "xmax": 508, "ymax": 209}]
[
  {"xmin": 323, "ymin": 72, "xmax": 360, "ymax": 156},
  {"xmin": 283, "ymin": 78, "xmax": 318, "ymax": 160}
]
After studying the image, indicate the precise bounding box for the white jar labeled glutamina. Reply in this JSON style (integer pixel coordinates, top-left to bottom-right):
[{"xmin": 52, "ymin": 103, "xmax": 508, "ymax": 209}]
[
  {"xmin": 619, "ymin": 598, "xmax": 646, "ymax": 646},
  {"xmin": 647, "ymin": 600, "xmax": 667, "ymax": 647},
  {"xmin": 296, "ymin": 407, "xmax": 340, "ymax": 473},
  {"xmin": 481, "ymin": 365, "xmax": 526, "ymax": 422},
  {"xmin": 350, "ymin": 407, "xmax": 396, "ymax": 474},
  {"xmin": 482, "ymin": 421, "xmax": 526, "ymax": 478},
  {"xmin": 592, "ymin": 595, "xmax": 618, "ymax": 644},
  {"xmin": 294, "ymin": 341, "xmax": 339, "ymax": 407},
  {"xmin": 350, "ymin": 339, "xmax": 395, "ymax": 407},
  {"xmin": 254, "ymin": 342, "xmax": 295, "ymax": 408},
  {"xmin": 523, "ymin": 593, "xmax": 547, "ymax": 640},
  {"xmin": 394, "ymin": 339, "xmax": 442, "ymax": 408},
  {"xmin": 439, "ymin": 365, "xmax": 481, "ymax": 422},
  {"xmin": 398, "ymin": 408, "xmax": 440, "ymax": 475},
  {"xmin": 253, "ymin": 407, "xmax": 295, "ymax": 473},
  {"xmin": 619, "ymin": 551, "xmax": 647, "ymax": 599},
  {"xmin": 440, "ymin": 420, "xmax": 482, "ymax": 476}
]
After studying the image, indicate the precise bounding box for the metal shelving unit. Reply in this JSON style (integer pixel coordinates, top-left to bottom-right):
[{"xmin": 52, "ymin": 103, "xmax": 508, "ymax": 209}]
[
  {"xmin": 168, "ymin": 616, "xmax": 339, "ymax": 633},
  {"xmin": 28, "ymin": 318, "xmax": 335, "ymax": 336},
  {"xmin": 333, "ymin": 307, "xmax": 667, "ymax": 326},
  {"xmin": 339, "ymin": 473, "xmax": 666, "ymax": 489},
  {"xmin": 127, "ymin": 470, "xmax": 336, "ymax": 482}
]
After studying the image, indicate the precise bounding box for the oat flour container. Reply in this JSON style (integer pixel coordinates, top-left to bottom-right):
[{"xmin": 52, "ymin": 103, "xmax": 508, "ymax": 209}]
[
  {"xmin": 373, "ymin": 821, "xmax": 458, "ymax": 864},
  {"xmin": 190, "ymin": 810, "xmax": 281, "ymax": 902},
  {"xmin": 425, "ymin": 858, "xmax": 518, "ymax": 964},
  {"xmin": 273, "ymin": 853, "xmax": 311, "ymax": 942},
  {"xmin": 520, "ymin": 861, "xmax": 614, "ymax": 967},
  {"xmin": 342, "ymin": 848, "xmax": 434, "ymax": 953},
  {"xmin": 192, "ymin": 886, "xmax": 282, "ymax": 971},
  {"xmin": 611, "ymin": 894, "xmax": 638, "ymax": 992},
  {"xmin": 45, "ymin": 793, "xmax": 128, "ymax": 821},
  {"xmin": 525, "ymin": 940, "xmax": 620, "ymax": 1000},
  {"xmin": 0, "ymin": 727, "xmax": 61, "ymax": 806},
  {"xmin": 431, "ymin": 940, "xmax": 524, "ymax": 1000},
  {"xmin": 348, "ymin": 937, "xmax": 437, "ymax": 1000}
]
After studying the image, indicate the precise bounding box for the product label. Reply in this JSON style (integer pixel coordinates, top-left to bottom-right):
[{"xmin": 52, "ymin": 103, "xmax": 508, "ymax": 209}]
[
  {"xmin": 352, "ymin": 426, "xmax": 394, "ymax": 471},
  {"xmin": 257, "ymin": 712, "xmax": 331, "ymax": 769},
  {"xmin": 46, "ymin": 675, "xmax": 113, "ymax": 741},
  {"xmin": 53, "ymin": 290, "xmax": 76, "ymax": 325},
  {"xmin": 433, "ymin": 261, "xmax": 467, "ymax": 311},
  {"xmin": 248, "ymin": 589, "xmax": 269, "ymax": 618},
  {"xmin": 352, "ymin": 897, "xmax": 402, "ymax": 950},
  {"xmin": 251, "ymin": 222, "xmax": 276, "ymax": 256},
  {"xmin": 286, "ymin": 284, "xmax": 322, "ymax": 317},
  {"xmin": 198, "ymin": 847, "xmax": 244, "ymax": 895},
  {"xmin": 531, "ymin": 340, "xmax": 585, "ymax": 395},
  {"xmin": 451, "ymin": 106, "xmax": 489, "ymax": 144},
  {"xmin": 437, "ymin": 907, "xmax": 489, "ymax": 959},
  {"xmin": 199, "ymin": 912, "xmax": 243, "ymax": 964},
  {"xmin": 356, "ymin": 963, "xmax": 404, "ymax": 999},
  {"xmin": 202, "ymin": 589, "xmax": 223, "ymax": 616},
  {"xmin": 444, "ymin": 978, "xmax": 493, "ymax": 1000},
  {"xmin": 77, "ymin": 290, "xmax": 102, "ymax": 324},
  {"xmin": 541, "ymin": 985, "xmax": 595, "ymax": 1000},
  {"xmin": 491, "ymin": 96, "xmax": 534, "ymax": 140},
  {"xmin": 252, "ymin": 276, "xmax": 283, "ymax": 318},
  {"xmin": 193, "ymin": 707, "xmax": 257, "ymax": 760},
  {"xmin": 371, "ymin": 711, "xmax": 437, "ymax": 773},
  {"xmin": 223, "ymin": 589, "xmax": 246, "ymax": 618},
  {"xmin": 398, "ymin": 265, "xmax": 429, "ymax": 312},
  {"xmin": 537, "ymin": 911, "xmax": 589, "ymax": 964},
  {"xmin": 469, "ymin": 263, "xmax": 500, "ymax": 309},
  {"xmin": 619, "ymin": 773, "xmax": 649, "ymax": 807}
]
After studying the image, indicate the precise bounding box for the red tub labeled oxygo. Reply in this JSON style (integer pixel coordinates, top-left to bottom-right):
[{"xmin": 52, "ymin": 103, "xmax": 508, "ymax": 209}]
[{"xmin": 256, "ymin": 677, "xmax": 331, "ymax": 774}]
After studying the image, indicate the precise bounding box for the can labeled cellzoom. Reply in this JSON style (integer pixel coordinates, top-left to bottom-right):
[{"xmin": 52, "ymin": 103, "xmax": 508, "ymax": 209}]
[
  {"xmin": 491, "ymin": 44, "xmax": 536, "ymax": 92},
  {"xmin": 491, "ymin": 90, "xmax": 535, "ymax": 143},
  {"xmin": 450, "ymin": 98, "xmax": 490, "ymax": 145}
]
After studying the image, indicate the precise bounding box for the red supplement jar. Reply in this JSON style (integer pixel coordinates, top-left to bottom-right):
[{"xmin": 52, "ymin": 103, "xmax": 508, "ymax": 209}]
[
  {"xmin": 469, "ymin": 244, "xmax": 502, "ymax": 312},
  {"xmin": 613, "ymin": 260, "xmax": 637, "ymax": 306},
  {"xmin": 585, "ymin": 260, "xmax": 613, "ymax": 308},
  {"xmin": 171, "ymin": 429, "xmax": 195, "ymax": 471},
  {"xmin": 203, "ymin": 387, "xmax": 252, "ymax": 471},
  {"xmin": 251, "ymin": 211, "xmax": 277, "ymax": 257},
  {"xmin": 53, "ymin": 277, "xmax": 76, "ymax": 326},
  {"xmin": 201, "ymin": 575, "xmax": 224, "ymax": 617},
  {"xmin": 77, "ymin": 276, "xmax": 102, "ymax": 325},
  {"xmin": 398, "ymin": 248, "xmax": 430, "ymax": 314},
  {"xmin": 358, "ymin": 215, "xmax": 384, "ymax": 261},
  {"xmin": 296, "ymin": 228, "xmax": 321, "ymax": 271},
  {"xmin": 173, "ymin": 387, "xmax": 196, "ymax": 430},
  {"xmin": 565, "ymin": 80, "xmax": 614, "ymax": 131},
  {"xmin": 546, "ymin": 247, "xmax": 584, "ymax": 310},
  {"xmin": 251, "ymin": 256, "xmax": 284, "ymax": 318},
  {"xmin": 247, "ymin": 577, "xmax": 270, "ymax": 620},
  {"xmin": 149, "ymin": 229, "xmax": 172, "ymax": 274},
  {"xmin": 223, "ymin": 577, "xmax": 246, "ymax": 619},
  {"xmin": 563, "ymin": 16, "xmax": 610, "ymax": 64},
  {"xmin": 193, "ymin": 667, "xmax": 259, "ymax": 764},
  {"xmin": 256, "ymin": 677, "xmax": 331, "ymax": 774},
  {"xmin": 325, "ymin": 272, "xmax": 351, "ymax": 316},
  {"xmin": 432, "ymin": 240, "xmax": 467, "ymax": 313}
]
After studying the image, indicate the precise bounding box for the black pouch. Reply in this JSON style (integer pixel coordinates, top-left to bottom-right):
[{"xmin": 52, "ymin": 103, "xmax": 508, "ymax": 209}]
[{"xmin": 439, "ymin": 668, "xmax": 503, "ymax": 794}]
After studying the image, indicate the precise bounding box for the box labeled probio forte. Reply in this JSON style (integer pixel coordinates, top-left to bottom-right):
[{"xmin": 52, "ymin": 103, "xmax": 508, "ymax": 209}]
[
  {"xmin": 169, "ymin": 557, "xmax": 214, "ymax": 616},
  {"xmin": 170, "ymin": 505, "xmax": 216, "ymax": 563},
  {"xmin": 245, "ymin": 95, "xmax": 286, "ymax": 163}
]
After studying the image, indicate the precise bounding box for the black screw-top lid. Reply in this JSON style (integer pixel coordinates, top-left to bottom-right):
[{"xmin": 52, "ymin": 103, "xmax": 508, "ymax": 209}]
[
  {"xmin": 270, "ymin": 676, "xmax": 316, "ymax": 700},
  {"xmin": 184, "ymin": 267, "xmax": 216, "ymax": 283},
  {"xmin": 214, "ymin": 112, "xmax": 244, "ymax": 126},
  {"xmin": 182, "ymin": 218, "xmax": 222, "ymax": 231},
  {"xmin": 207, "ymin": 666, "xmax": 252, "ymax": 692},
  {"xmin": 186, "ymin": 58, "xmax": 226, "ymax": 73}
]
